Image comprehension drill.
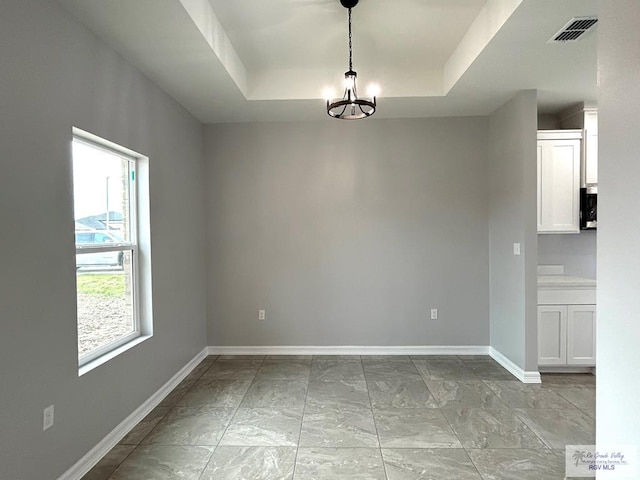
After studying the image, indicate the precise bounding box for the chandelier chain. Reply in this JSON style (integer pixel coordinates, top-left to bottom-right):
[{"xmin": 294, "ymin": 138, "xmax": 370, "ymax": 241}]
[{"xmin": 348, "ymin": 8, "xmax": 353, "ymax": 71}]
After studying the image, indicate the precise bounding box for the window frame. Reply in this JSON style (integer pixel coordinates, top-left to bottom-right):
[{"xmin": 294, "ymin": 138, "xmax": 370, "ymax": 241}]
[{"xmin": 72, "ymin": 131, "xmax": 142, "ymax": 367}]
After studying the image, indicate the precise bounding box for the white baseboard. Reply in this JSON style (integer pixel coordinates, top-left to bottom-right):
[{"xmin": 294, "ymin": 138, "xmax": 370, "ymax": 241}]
[
  {"xmin": 490, "ymin": 347, "xmax": 541, "ymax": 383},
  {"xmin": 57, "ymin": 347, "xmax": 209, "ymax": 480},
  {"xmin": 208, "ymin": 345, "xmax": 490, "ymax": 356},
  {"xmin": 539, "ymin": 366, "xmax": 595, "ymax": 374}
]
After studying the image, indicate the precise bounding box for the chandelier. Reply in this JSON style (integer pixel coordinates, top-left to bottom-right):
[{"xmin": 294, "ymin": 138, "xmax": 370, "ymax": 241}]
[{"xmin": 326, "ymin": 0, "xmax": 377, "ymax": 119}]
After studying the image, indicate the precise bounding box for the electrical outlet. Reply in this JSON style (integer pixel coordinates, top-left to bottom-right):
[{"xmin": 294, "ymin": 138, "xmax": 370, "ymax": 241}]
[
  {"xmin": 43, "ymin": 405, "xmax": 54, "ymax": 431},
  {"xmin": 430, "ymin": 308, "xmax": 438, "ymax": 320},
  {"xmin": 513, "ymin": 243, "xmax": 521, "ymax": 255},
  {"xmin": 258, "ymin": 309, "xmax": 266, "ymax": 321}
]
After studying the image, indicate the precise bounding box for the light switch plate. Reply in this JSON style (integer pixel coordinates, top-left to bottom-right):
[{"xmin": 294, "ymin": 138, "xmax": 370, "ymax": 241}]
[{"xmin": 513, "ymin": 243, "xmax": 521, "ymax": 255}]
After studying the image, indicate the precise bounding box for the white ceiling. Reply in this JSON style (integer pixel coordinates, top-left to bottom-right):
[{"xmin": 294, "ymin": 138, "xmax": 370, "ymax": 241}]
[{"xmin": 56, "ymin": 0, "xmax": 597, "ymax": 123}]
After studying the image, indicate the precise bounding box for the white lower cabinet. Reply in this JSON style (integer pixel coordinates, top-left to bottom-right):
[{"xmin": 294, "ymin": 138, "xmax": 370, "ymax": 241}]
[
  {"xmin": 567, "ymin": 305, "xmax": 597, "ymax": 365},
  {"xmin": 538, "ymin": 304, "xmax": 596, "ymax": 366},
  {"xmin": 538, "ymin": 306, "xmax": 567, "ymax": 365}
]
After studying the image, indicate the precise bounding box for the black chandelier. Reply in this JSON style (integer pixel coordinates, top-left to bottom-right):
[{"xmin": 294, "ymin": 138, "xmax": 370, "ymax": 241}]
[{"xmin": 326, "ymin": 0, "xmax": 377, "ymax": 119}]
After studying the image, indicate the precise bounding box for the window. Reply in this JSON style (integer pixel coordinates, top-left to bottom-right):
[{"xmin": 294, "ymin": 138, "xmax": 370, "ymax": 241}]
[{"xmin": 72, "ymin": 129, "xmax": 146, "ymax": 367}]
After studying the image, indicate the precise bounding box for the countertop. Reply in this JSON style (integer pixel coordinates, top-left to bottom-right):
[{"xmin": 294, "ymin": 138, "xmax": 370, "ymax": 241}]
[{"xmin": 538, "ymin": 275, "xmax": 597, "ymax": 289}]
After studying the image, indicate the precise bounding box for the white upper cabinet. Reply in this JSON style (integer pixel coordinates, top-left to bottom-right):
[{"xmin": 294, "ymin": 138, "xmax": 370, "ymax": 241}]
[
  {"xmin": 583, "ymin": 110, "xmax": 598, "ymax": 185},
  {"xmin": 559, "ymin": 104, "xmax": 598, "ymax": 186},
  {"xmin": 537, "ymin": 130, "xmax": 582, "ymax": 234}
]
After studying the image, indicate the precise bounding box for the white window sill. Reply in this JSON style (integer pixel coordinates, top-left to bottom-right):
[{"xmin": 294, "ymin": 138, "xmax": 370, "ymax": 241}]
[{"xmin": 79, "ymin": 335, "xmax": 152, "ymax": 376}]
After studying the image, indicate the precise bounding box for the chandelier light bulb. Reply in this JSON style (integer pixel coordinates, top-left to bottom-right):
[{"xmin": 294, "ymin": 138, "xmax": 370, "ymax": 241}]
[
  {"xmin": 367, "ymin": 83, "xmax": 380, "ymax": 98},
  {"xmin": 323, "ymin": 87, "xmax": 336, "ymax": 101},
  {"xmin": 344, "ymin": 74, "xmax": 356, "ymax": 91}
]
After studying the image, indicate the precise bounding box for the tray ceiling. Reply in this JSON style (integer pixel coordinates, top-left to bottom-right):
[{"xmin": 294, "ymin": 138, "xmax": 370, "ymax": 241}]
[{"xmin": 56, "ymin": 0, "xmax": 597, "ymax": 122}]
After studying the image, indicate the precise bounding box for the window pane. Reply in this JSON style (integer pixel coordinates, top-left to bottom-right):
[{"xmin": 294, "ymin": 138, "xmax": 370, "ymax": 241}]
[
  {"xmin": 77, "ymin": 250, "xmax": 135, "ymax": 358},
  {"xmin": 72, "ymin": 140, "xmax": 131, "ymax": 243}
]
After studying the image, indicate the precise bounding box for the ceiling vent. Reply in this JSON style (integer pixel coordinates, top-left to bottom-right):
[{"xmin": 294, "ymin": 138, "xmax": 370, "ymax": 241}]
[{"xmin": 549, "ymin": 17, "xmax": 598, "ymax": 43}]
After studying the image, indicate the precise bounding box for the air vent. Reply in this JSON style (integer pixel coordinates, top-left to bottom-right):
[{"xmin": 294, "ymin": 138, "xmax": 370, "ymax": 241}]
[{"xmin": 549, "ymin": 17, "xmax": 598, "ymax": 43}]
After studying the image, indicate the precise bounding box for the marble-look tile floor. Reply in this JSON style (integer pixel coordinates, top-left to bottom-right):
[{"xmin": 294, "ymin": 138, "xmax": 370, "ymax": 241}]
[{"xmin": 82, "ymin": 355, "xmax": 595, "ymax": 480}]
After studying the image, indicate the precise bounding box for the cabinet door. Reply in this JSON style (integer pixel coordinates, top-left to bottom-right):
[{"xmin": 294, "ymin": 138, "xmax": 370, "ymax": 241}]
[
  {"xmin": 567, "ymin": 305, "xmax": 596, "ymax": 365},
  {"xmin": 537, "ymin": 139, "xmax": 581, "ymax": 233},
  {"xmin": 538, "ymin": 306, "xmax": 568, "ymax": 365},
  {"xmin": 584, "ymin": 111, "xmax": 598, "ymax": 185}
]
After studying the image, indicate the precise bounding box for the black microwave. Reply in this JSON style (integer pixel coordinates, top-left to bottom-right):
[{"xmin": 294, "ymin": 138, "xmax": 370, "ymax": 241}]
[{"xmin": 580, "ymin": 186, "xmax": 597, "ymax": 230}]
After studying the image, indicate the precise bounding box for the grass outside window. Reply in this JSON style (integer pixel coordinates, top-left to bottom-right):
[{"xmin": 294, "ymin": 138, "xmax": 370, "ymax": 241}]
[{"xmin": 77, "ymin": 273, "xmax": 126, "ymax": 297}]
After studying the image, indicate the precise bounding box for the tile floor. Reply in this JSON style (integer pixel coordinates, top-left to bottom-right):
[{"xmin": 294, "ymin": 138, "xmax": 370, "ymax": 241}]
[{"xmin": 82, "ymin": 355, "xmax": 595, "ymax": 480}]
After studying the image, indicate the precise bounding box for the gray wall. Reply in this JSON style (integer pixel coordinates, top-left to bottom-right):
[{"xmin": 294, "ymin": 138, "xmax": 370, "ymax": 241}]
[
  {"xmin": 537, "ymin": 114, "xmax": 561, "ymax": 130},
  {"xmin": 488, "ymin": 91, "xmax": 538, "ymax": 371},
  {"xmin": 597, "ymin": 0, "xmax": 640, "ymax": 446},
  {"xmin": 0, "ymin": 1, "xmax": 207, "ymax": 478},
  {"xmin": 538, "ymin": 231, "xmax": 597, "ymax": 279},
  {"xmin": 204, "ymin": 118, "xmax": 490, "ymax": 347}
]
